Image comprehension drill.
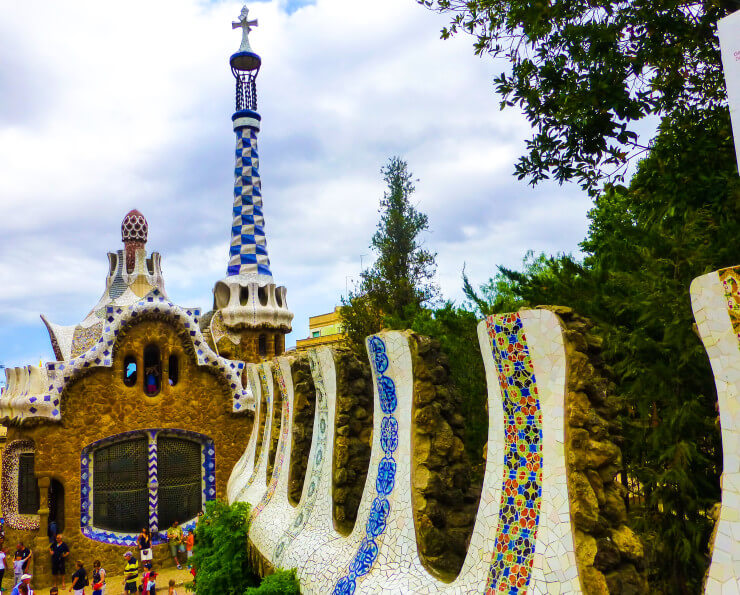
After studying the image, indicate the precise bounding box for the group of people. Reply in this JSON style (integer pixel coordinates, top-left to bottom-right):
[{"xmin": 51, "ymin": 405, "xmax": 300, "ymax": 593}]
[{"xmin": 0, "ymin": 515, "xmax": 201, "ymax": 595}]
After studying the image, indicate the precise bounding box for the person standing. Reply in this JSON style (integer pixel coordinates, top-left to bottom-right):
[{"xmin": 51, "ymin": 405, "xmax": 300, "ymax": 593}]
[
  {"xmin": 122, "ymin": 552, "xmax": 139, "ymax": 594},
  {"xmin": 185, "ymin": 531, "xmax": 194, "ymax": 567},
  {"xmin": 14, "ymin": 543, "xmax": 31, "ymax": 574},
  {"xmin": 49, "ymin": 534, "xmax": 69, "ymax": 589},
  {"xmin": 137, "ymin": 528, "xmax": 152, "ymax": 564},
  {"xmin": 166, "ymin": 521, "xmax": 183, "ymax": 570},
  {"xmin": 0, "ymin": 545, "xmax": 6, "ymax": 591},
  {"xmin": 91, "ymin": 560, "xmax": 105, "ymax": 595},
  {"xmin": 68, "ymin": 560, "xmax": 86, "ymax": 595}
]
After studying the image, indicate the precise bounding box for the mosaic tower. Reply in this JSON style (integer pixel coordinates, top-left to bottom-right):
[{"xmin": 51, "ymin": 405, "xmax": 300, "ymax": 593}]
[{"xmin": 211, "ymin": 5, "xmax": 293, "ymax": 363}]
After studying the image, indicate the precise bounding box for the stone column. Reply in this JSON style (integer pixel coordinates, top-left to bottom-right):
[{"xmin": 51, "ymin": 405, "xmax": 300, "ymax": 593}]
[{"xmin": 33, "ymin": 475, "xmax": 51, "ymax": 584}]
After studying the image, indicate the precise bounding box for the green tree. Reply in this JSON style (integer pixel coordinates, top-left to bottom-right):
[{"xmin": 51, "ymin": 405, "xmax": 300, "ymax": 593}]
[
  {"xmin": 341, "ymin": 157, "xmax": 439, "ymax": 352},
  {"xmin": 419, "ymin": 0, "xmax": 732, "ymax": 193},
  {"xmin": 465, "ymin": 110, "xmax": 739, "ymax": 592}
]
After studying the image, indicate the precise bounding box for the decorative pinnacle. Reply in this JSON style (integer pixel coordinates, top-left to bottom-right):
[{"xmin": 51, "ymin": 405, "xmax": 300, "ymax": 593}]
[{"xmin": 232, "ymin": 5, "xmax": 258, "ymax": 53}]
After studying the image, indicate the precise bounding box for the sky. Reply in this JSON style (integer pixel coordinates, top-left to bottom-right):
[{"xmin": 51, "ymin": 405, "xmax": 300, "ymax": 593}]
[{"xmin": 0, "ymin": 0, "xmax": 592, "ymax": 371}]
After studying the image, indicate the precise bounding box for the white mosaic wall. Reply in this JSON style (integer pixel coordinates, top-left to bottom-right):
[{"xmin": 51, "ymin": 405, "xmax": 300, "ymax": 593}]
[
  {"xmin": 691, "ymin": 266, "xmax": 740, "ymax": 594},
  {"xmin": 227, "ymin": 311, "xmax": 584, "ymax": 594}
]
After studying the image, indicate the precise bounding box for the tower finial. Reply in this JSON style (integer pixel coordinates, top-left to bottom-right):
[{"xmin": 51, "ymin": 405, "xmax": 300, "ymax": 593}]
[{"xmin": 232, "ymin": 5, "xmax": 258, "ymax": 53}]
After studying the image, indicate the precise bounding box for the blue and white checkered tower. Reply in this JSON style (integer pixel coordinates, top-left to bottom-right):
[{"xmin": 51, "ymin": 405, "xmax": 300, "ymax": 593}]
[
  {"xmin": 228, "ymin": 5, "xmax": 270, "ymax": 279},
  {"xmin": 212, "ymin": 6, "xmax": 293, "ymax": 355}
]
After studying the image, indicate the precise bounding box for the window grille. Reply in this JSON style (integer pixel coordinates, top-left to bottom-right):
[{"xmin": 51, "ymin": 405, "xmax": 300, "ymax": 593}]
[
  {"xmin": 93, "ymin": 438, "xmax": 148, "ymax": 533},
  {"xmin": 18, "ymin": 453, "xmax": 39, "ymax": 515},
  {"xmin": 157, "ymin": 437, "xmax": 202, "ymax": 528}
]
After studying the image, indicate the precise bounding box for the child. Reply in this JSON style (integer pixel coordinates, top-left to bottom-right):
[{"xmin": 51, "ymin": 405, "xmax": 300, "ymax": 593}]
[
  {"xmin": 91, "ymin": 559, "xmax": 105, "ymax": 595},
  {"xmin": 145, "ymin": 569, "xmax": 157, "ymax": 595},
  {"xmin": 12, "ymin": 554, "xmax": 23, "ymax": 587},
  {"xmin": 70, "ymin": 560, "xmax": 87, "ymax": 595},
  {"xmin": 185, "ymin": 531, "xmax": 194, "ymax": 566},
  {"xmin": 168, "ymin": 578, "xmax": 178, "ymax": 595},
  {"xmin": 0, "ymin": 546, "xmax": 6, "ymax": 591}
]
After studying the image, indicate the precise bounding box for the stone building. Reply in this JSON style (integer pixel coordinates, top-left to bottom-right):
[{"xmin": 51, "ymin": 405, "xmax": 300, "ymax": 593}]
[{"xmin": 0, "ymin": 6, "xmax": 292, "ymax": 587}]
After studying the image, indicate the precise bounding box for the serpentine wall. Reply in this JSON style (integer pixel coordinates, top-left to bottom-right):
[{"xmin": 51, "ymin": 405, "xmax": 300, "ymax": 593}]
[{"xmin": 228, "ymin": 307, "xmax": 652, "ymax": 594}]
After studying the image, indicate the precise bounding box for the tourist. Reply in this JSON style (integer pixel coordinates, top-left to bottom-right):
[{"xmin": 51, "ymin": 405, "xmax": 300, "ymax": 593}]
[
  {"xmin": 168, "ymin": 579, "xmax": 179, "ymax": 595},
  {"xmin": 13, "ymin": 553, "xmax": 24, "ymax": 587},
  {"xmin": 141, "ymin": 562, "xmax": 151, "ymax": 593},
  {"xmin": 137, "ymin": 528, "xmax": 152, "ymax": 563},
  {"xmin": 11, "ymin": 573, "xmax": 32, "ymax": 595},
  {"xmin": 144, "ymin": 566, "xmax": 157, "ymax": 595},
  {"xmin": 14, "ymin": 542, "xmax": 31, "ymax": 574},
  {"xmin": 122, "ymin": 552, "xmax": 139, "ymax": 594},
  {"xmin": 185, "ymin": 530, "xmax": 194, "ymax": 565},
  {"xmin": 166, "ymin": 521, "xmax": 183, "ymax": 570},
  {"xmin": 69, "ymin": 560, "xmax": 87, "ymax": 595},
  {"xmin": 49, "ymin": 534, "xmax": 70, "ymax": 589},
  {"xmin": 0, "ymin": 543, "xmax": 6, "ymax": 591},
  {"xmin": 91, "ymin": 559, "xmax": 105, "ymax": 595}
]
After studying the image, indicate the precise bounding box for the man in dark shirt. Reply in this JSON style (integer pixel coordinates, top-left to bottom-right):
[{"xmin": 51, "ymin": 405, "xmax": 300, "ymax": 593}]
[
  {"xmin": 48, "ymin": 534, "xmax": 69, "ymax": 589},
  {"xmin": 14, "ymin": 543, "xmax": 31, "ymax": 572}
]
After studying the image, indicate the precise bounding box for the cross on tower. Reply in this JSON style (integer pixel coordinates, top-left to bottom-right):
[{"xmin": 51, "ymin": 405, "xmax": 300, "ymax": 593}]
[{"xmin": 232, "ymin": 5, "xmax": 258, "ymax": 53}]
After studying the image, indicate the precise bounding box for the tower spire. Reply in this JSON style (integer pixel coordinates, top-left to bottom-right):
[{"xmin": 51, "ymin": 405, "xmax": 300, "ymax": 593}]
[{"xmin": 211, "ymin": 5, "xmax": 293, "ymax": 363}]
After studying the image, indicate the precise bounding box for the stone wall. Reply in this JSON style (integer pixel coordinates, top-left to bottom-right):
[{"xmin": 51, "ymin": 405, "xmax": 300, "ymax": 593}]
[
  {"xmin": 287, "ymin": 354, "xmax": 315, "ymax": 506},
  {"xmin": 266, "ymin": 367, "xmax": 282, "ymax": 482},
  {"xmin": 331, "ymin": 346, "xmax": 373, "ymax": 536},
  {"xmin": 409, "ymin": 334, "xmax": 479, "ymax": 582},
  {"xmin": 1, "ymin": 318, "xmax": 249, "ymax": 589},
  {"xmin": 546, "ymin": 306, "xmax": 648, "ymax": 593}
]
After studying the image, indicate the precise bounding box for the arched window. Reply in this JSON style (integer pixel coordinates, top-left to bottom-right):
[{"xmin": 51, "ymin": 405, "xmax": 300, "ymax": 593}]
[
  {"xmin": 123, "ymin": 355, "xmax": 137, "ymax": 387},
  {"xmin": 18, "ymin": 453, "xmax": 39, "ymax": 515},
  {"xmin": 168, "ymin": 354, "xmax": 179, "ymax": 387},
  {"xmin": 258, "ymin": 334, "xmax": 267, "ymax": 357},
  {"xmin": 143, "ymin": 345, "xmax": 161, "ymax": 396},
  {"xmin": 240, "ymin": 285, "xmax": 249, "ymax": 306},
  {"xmin": 258, "ymin": 286, "xmax": 268, "ymax": 306},
  {"xmin": 157, "ymin": 437, "xmax": 202, "ymax": 528}
]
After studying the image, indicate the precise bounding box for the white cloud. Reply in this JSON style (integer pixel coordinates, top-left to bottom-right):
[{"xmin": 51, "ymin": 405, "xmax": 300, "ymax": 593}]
[{"xmin": 0, "ymin": 0, "xmax": 590, "ymax": 368}]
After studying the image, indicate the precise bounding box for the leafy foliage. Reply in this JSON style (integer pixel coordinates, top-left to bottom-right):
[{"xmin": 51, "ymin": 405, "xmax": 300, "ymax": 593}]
[
  {"xmin": 191, "ymin": 500, "xmax": 259, "ymax": 594},
  {"xmin": 465, "ymin": 109, "xmax": 739, "ymax": 592},
  {"xmin": 419, "ymin": 0, "xmax": 731, "ymax": 193},
  {"xmin": 243, "ymin": 569, "xmax": 301, "ymax": 595},
  {"xmin": 341, "ymin": 157, "xmax": 439, "ymax": 353}
]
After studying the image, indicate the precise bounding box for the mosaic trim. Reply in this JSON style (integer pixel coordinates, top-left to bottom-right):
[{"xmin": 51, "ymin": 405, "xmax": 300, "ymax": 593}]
[
  {"xmin": 70, "ymin": 322, "xmax": 104, "ymax": 358},
  {"xmin": 273, "ymin": 349, "xmax": 329, "ymax": 565},
  {"xmin": 720, "ymin": 265, "xmax": 740, "ymax": 349},
  {"xmin": 333, "ymin": 335, "xmax": 399, "ymax": 595},
  {"xmin": 485, "ymin": 313, "xmax": 543, "ymax": 594},
  {"xmin": 1, "ymin": 440, "xmax": 40, "ymax": 530},
  {"xmin": 251, "ymin": 363, "xmax": 291, "ymax": 519},
  {"xmin": 0, "ymin": 289, "xmax": 250, "ymax": 422},
  {"xmin": 235, "ymin": 364, "xmax": 273, "ymax": 501},
  {"xmin": 80, "ymin": 428, "xmax": 215, "ymax": 546},
  {"xmin": 227, "ymin": 126, "xmax": 273, "ymax": 278},
  {"xmin": 229, "ymin": 366, "xmax": 260, "ymax": 493}
]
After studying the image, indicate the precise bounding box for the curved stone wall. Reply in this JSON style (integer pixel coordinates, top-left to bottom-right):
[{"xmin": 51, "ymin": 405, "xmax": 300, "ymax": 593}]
[{"xmin": 691, "ymin": 265, "xmax": 740, "ymax": 593}]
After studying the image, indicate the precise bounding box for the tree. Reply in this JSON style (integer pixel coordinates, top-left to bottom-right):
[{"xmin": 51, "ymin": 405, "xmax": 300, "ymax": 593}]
[
  {"xmin": 341, "ymin": 157, "xmax": 439, "ymax": 352},
  {"xmin": 419, "ymin": 0, "xmax": 733, "ymax": 193},
  {"xmin": 464, "ymin": 110, "xmax": 739, "ymax": 591}
]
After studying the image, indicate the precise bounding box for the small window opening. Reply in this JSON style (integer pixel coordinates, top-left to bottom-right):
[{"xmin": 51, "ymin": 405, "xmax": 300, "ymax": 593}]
[
  {"xmin": 258, "ymin": 286, "xmax": 268, "ymax": 306},
  {"xmin": 146, "ymin": 256, "xmax": 155, "ymax": 275},
  {"xmin": 276, "ymin": 290, "xmax": 283, "ymax": 308},
  {"xmin": 123, "ymin": 356, "xmax": 138, "ymax": 387},
  {"xmin": 168, "ymin": 354, "xmax": 179, "ymax": 386},
  {"xmin": 312, "ymin": 331, "xmax": 320, "ymax": 338},
  {"xmin": 258, "ymin": 334, "xmax": 267, "ymax": 357},
  {"xmin": 18, "ymin": 453, "xmax": 40, "ymax": 515},
  {"xmin": 143, "ymin": 344, "xmax": 161, "ymax": 396},
  {"xmin": 240, "ymin": 286, "xmax": 249, "ymax": 306}
]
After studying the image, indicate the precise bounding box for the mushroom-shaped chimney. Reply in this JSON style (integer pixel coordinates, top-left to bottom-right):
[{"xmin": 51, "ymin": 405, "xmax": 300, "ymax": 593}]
[{"xmin": 121, "ymin": 209, "xmax": 148, "ymax": 273}]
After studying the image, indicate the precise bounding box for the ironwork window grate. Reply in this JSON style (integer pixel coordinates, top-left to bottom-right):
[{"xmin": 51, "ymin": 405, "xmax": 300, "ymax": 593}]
[
  {"xmin": 93, "ymin": 438, "xmax": 149, "ymax": 533},
  {"xmin": 157, "ymin": 437, "xmax": 202, "ymax": 529},
  {"xmin": 18, "ymin": 453, "xmax": 39, "ymax": 515}
]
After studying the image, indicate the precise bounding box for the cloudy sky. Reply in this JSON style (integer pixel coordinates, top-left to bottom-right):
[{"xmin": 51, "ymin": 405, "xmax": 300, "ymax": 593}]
[{"xmin": 0, "ymin": 0, "xmax": 591, "ymax": 370}]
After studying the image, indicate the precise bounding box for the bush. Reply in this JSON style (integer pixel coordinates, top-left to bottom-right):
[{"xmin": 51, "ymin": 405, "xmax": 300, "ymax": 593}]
[
  {"xmin": 190, "ymin": 500, "xmax": 259, "ymax": 594},
  {"xmin": 244, "ymin": 569, "xmax": 301, "ymax": 594}
]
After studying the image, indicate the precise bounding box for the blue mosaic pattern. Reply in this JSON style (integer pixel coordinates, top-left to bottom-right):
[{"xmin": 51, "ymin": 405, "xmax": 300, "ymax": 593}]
[
  {"xmin": 333, "ymin": 335, "xmax": 398, "ymax": 595},
  {"xmin": 80, "ymin": 428, "xmax": 215, "ymax": 546},
  {"xmin": 485, "ymin": 313, "xmax": 543, "ymax": 594},
  {"xmin": 148, "ymin": 430, "xmax": 159, "ymax": 532},
  {"xmin": 227, "ymin": 126, "xmax": 272, "ymax": 278}
]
